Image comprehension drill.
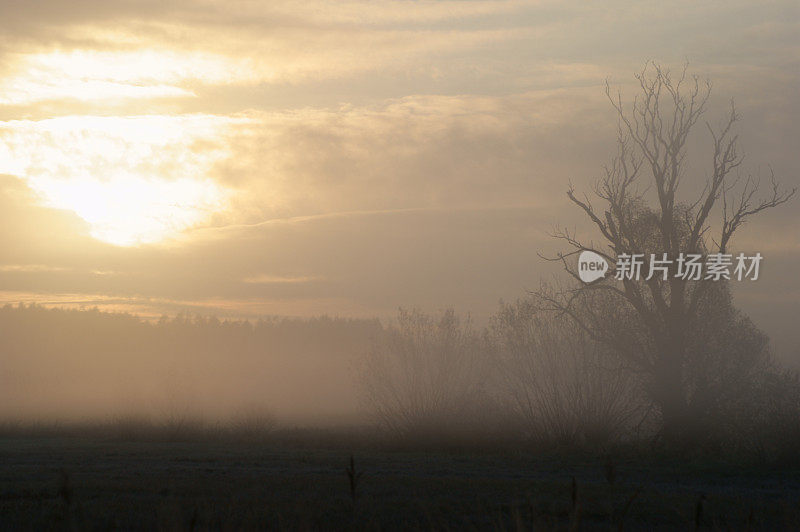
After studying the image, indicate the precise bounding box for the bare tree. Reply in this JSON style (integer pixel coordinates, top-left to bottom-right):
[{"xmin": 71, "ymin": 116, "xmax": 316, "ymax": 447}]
[
  {"xmin": 538, "ymin": 63, "xmax": 795, "ymax": 444},
  {"xmin": 359, "ymin": 308, "xmax": 491, "ymax": 437}
]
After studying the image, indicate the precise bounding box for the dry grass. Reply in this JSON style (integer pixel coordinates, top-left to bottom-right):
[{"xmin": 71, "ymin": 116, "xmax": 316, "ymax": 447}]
[{"xmin": 1, "ymin": 427, "xmax": 800, "ymax": 529}]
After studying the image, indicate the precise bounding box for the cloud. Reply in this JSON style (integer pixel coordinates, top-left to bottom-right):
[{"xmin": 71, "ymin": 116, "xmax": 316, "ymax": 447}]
[
  {"xmin": 0, "ymin": 115, "xmax": 243, "ymax": 245},
  {"xmin": 0, "ymin": 50, "xmax": 252, "ymax": 105},
  {"xmin": 205, "ymin": 90, "xmax": 616, "ymax": 226},
  {"xmin": 0, "ymin": 0, "xmax": 797, "ymax": 365},
  {"xmin": 0, "ymin": 172, "xmax": 557, "ymax": 314},
  {"xmin": 243, "ymin": 274, "xmax": 322, "ymax": 284},
  {"xmin": 0, "ymin": 264, "xmax": 69, "ymax": 273}
]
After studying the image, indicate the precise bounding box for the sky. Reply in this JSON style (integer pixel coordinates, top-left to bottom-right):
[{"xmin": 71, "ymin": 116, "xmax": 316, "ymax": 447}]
[{"xmin": 0, "ymin": 0, "xmax": 798, "ymax": 360}]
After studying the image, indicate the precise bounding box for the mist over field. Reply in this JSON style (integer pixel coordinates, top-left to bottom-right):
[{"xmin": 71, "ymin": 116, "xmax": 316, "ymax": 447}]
[
  {"xmin": 1, "ymin": 0, "xmax": 799, "ymax": 529},
  {"xmin": 0, "ymin": 304, "xmax": 380, "ymax": 426}
]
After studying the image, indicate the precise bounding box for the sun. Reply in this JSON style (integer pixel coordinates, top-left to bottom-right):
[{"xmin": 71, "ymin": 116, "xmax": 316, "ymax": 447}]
[
  {"xmin": 0, "ymin": 114, "xmax": 236, "ymax": 246},
  {"xmin": 30, "ymin": 174, "xmax": 227, "ymax": 247},
  {"xmin": 0, "ymin": 50, "xmax": 248, "ymax": 246}
]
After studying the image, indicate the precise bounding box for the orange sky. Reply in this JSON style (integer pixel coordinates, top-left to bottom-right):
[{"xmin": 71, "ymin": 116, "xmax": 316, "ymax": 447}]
[{"xmin": 0, "ymin": 0, "xmax": 797, "ymax": 359}]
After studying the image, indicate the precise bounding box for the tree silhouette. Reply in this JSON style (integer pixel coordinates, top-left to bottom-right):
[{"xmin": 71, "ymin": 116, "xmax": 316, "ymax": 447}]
[
  {"xmin": 538, "ymin": 63, "xmax": 795, "ymax": 445},
  {"xmin": 359, "ymin": 308, "xmax": 490, "ymax": 437}
]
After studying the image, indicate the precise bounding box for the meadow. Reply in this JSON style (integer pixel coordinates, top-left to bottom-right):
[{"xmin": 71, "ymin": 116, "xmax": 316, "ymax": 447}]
[
  {"xmin": 3, "ymin": 304, "xmax": 800, "ymax": 529},
  {"xmin": 1, "ymin": 425, "xmax": 799, "ymax": 530}
]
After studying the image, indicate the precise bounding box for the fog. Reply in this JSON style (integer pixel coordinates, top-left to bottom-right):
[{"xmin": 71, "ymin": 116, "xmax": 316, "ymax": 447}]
[
  {"xmin": 3, "ymin": 283, "xmax": 795, "ymax": 455},
  {"xmin": 3, "ymin": 3, "xmax": 800, "ymax": 530},
  {"xmin": 0, "ymin": 1, "xmax": 797, "ymax": 453},
  {"xmin": 0, "ymin": 304, "xmax": 380, "ymax": 426}
]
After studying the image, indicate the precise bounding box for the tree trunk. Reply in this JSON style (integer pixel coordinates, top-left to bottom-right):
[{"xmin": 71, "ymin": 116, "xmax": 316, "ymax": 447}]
[{"xmin": 652, "ymin": 332, "xmax": 691, "ymax": 447}]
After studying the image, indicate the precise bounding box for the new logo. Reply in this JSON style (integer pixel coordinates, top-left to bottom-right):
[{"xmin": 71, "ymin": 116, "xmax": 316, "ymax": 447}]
[{"xmin": 578, "ymin": 250, "xmax": 608, "ymax": 283}]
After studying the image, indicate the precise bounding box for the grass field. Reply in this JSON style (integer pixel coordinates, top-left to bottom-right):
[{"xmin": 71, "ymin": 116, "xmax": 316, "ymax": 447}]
[{"xmin": 1, "ymin": 428, "xmax": 799, "ymax": 530}]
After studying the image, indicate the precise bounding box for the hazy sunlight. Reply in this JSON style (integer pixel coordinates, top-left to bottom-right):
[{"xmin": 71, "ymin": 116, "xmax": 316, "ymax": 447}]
[{"xmin": 0, "ymin": 114, "xmax": 237, "ymax": 246}]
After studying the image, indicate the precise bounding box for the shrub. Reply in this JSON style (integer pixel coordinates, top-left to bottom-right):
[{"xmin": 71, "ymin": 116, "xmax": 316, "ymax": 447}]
[
  {"xmin": 490, "ymin": 299, "xmax": 643, "ymax": 448},
  {"xmin": 359, "ymin": 308, "xmax": 494, "ymax": 438}
]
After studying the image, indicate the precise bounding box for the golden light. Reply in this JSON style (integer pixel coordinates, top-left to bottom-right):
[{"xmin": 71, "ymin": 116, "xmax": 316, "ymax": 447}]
[
  {"xmin": 29, "ymin": 174, "xmax": 226, "ymax": 247},
  {"xmin": 0, "ymin": 114, "xmax": 240, "ymax": 247},
  {"xmin": 0, "ymin": 47, "xmax": 262, "ymax": 246},
  {"xmin": 0, "ymin": 49, "xmax": 249, "ymax": 104}
]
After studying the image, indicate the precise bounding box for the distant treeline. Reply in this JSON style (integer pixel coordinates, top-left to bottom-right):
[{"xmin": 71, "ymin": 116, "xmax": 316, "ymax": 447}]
[
  {"xmin": 0, "ymin": 303, "xmax": 381, "ymax": 424},
  {"xmin": 3, "ymin": 301, "xmax": 800, "ymax": 458}
]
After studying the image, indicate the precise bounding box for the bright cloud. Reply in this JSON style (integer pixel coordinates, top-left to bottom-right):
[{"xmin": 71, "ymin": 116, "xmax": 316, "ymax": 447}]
[
  {"xmin": 0, "ymin": 50, "xmax": 254, "ymax": 105},
  {"xmin": 0, "ymin": 115, "xmax": 245, "ymax": 245}
]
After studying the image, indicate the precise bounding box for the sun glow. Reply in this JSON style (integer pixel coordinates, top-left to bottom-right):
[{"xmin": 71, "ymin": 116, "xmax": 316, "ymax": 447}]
[
  {"xmin": 0, "ymin": 114, "xmax": 240, "ymax": 246},
  {"xmin": 30, "ymin": 174, "xmax": 226, "ymax": 246},
  {"xmin": 0, "ymin": 45, "xmax": 258, "ymax": 247},
  {"xmin": 0, "ymin": 49, "xmax": 250, "ymax": 104}
]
